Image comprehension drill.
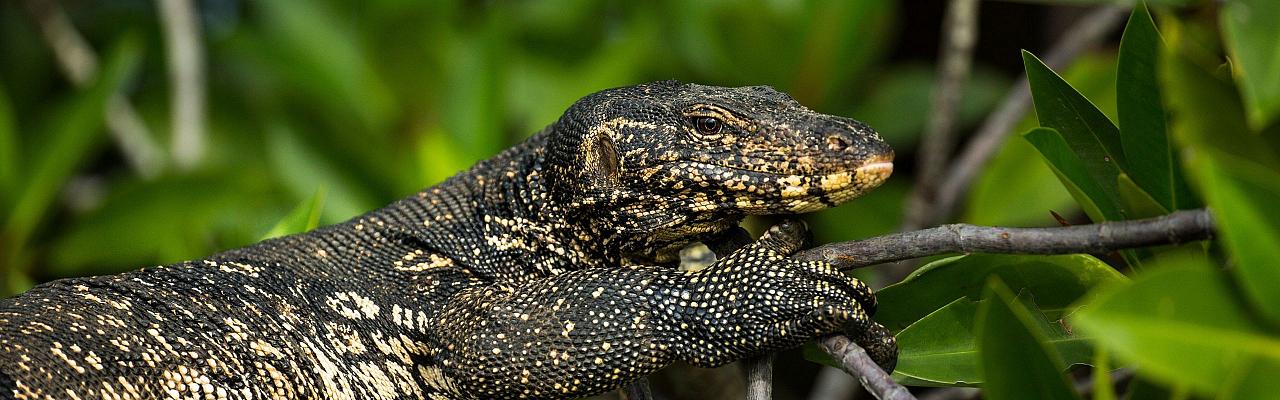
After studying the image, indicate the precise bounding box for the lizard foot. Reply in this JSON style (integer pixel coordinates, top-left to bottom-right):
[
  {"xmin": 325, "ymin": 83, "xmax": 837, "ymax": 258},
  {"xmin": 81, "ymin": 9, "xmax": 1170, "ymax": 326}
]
[{"xmin": 669, "ymin": 221, "xmax": 896, "ymax": 372}]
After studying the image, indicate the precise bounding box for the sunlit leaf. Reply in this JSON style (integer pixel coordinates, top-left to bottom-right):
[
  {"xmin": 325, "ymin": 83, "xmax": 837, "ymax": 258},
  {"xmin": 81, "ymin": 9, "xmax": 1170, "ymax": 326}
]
[
  {"xmin": 1161, "ymin": 47, "xmax": 1280, "ymax": 169},
  {"xmin": 265, "ymin": 122, "xmax": 378, "ymax": 224},
  {"xmin": 977, "ymin": 279, "xmax": 1080, "ymax": 400},
  {"xmin": 440, "ymin": 15, "xmax": 509, "ymax": 161},
  {"xmin": 262, "ymin": 188, "xmax": 327, "ymax": 240},
  {"xmin": 1073, "ymin": 261, "xmax": 1280, "ymax": 398},
  {"xmin": 1093, "ymin": 346, "xmax": 1117, "ymax": 400},
  {"xmin": 1186, "ymin": 151, "xmax": 1280, "ymax": 323},
  {"xmin": 1221, "ymin": 0, "xmax": 1280, "ymax": 129}
]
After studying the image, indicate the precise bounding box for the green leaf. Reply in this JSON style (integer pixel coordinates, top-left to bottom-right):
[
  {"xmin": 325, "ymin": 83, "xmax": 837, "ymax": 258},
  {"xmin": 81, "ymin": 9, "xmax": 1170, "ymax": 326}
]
[
  {"xmin": 1186, "ymin": 151, "xmax": 1280, "ymax": 324},
  {"xmin": 1221, "ymin": 0, "xmax": 1280, "ymax": 129},
  {"xmin": 891, "ymin": 298, "xmax": 983, "ymax": 387},
  {"xmin": 966, "ymin": 53, "xmax": 1120, "ymax": 227},
  {"xmin": 977, "ymin": 279, "xmax": 1080, "ymax": 400},
  {"xmin": 876, "ymin": 253, "xmax": 1125, "ymax": 332},
  {"xmin": 1093, "ymin": 346, "xmax": 1116, "ymax": 400},
  {"xmin": 2, "ymin": 267, "xmax": 33, "ymax": 298},
  {"xmin": 3, "ymin": 34, "xmax": 143, "ymax": 252},
  {"xmin": 47, "ymin": 176, "xmax": 281, "ymax": 276},
  {"xmin": 1117, "ymin": 173, "xmax": 1168, "ymax": 220},
  {"xmin": 1071, "ymin": 260, "xmax": 1280, "ymax": 398},
  {"xmin": 1023, "ymin": 51, "xmax": 1129, "ymax": 221},
  {"xmin": 1117, "ymin": 3, "xmax": 1193, "ymax": 212},
  {"xmin": 262, "ymin": 188, "xmax": 327, "ymax": 240},
  {"xmin": 1161, "ymin": 50, "xmax": 1280, "ymax": 169},
  {"xmin": 1024, "ymin": 127, "xmax": 1120, "ymax": 221},
  {"xmin": 965, "ymin": 132, "xmax": 1077, "ymax": 226},
  {"xmin": 890, "ymin": 296, "xmax": 1095, "ymax": 387},
  {"xmin": 265, "ymin": 122, "xmax": 378, "ymax": 224}
]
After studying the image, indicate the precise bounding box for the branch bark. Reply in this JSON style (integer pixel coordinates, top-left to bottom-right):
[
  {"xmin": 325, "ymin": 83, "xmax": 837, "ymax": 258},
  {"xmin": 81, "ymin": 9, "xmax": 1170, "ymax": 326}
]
[
  {"xmin": 803, "ymin": 209, "xmax": 1213, "ymax": 271},
  {"xmin": 620, "ymin": 377, "xmax": 654, "ymax": 400},
  {"xmin": 156, "ymin": 0, "xmax": 208, "ymax": 170},
  {"xmin": 743, "ymin": 354, "xmax": 775, "ymax": 400},
  {"xmin": 795, "ymin": 208, "xmax": 1215, "ymax": 400}
]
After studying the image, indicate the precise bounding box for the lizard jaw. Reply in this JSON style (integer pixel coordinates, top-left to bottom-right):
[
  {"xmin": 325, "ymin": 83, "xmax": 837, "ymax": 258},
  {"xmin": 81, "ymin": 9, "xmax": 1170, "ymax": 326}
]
[{"xmin": 780, "ymin": 158, "xmax": 893, "ymax": 213}]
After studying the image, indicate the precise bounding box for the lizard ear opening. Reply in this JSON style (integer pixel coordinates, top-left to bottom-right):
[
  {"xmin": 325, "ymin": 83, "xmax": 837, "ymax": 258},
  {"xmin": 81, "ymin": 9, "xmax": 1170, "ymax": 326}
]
[{"xmin": 583, "ymin": 133, "xmax": 620, "ymax": 187}]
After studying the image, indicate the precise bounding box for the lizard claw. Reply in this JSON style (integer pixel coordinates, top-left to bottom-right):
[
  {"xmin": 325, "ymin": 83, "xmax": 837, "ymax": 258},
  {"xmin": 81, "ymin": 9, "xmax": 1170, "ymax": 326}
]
[
  {"xmin": 853, "ymin": 322, "xmax": 899, "ymax": 373},
  {"xmin": 670, "ymin": 220, "xmax": 894, "ymax": 369},
  {"xmin": 754, "ymin": 219, "xmax": 810, "ymax": 256}
]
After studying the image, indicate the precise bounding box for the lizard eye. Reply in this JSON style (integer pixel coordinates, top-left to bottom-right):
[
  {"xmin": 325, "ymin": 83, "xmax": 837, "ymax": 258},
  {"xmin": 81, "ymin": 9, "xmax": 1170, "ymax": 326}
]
[{"xmin": 694, "ymin": 116, "xmax": 723, "ymax": 135}]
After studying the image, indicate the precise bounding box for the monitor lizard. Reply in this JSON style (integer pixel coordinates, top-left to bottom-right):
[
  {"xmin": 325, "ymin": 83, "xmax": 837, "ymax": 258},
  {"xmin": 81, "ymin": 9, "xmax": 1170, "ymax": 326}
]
[{"xmin": 0, "ymin": 81, "xmax": 897, "ymax": 399}]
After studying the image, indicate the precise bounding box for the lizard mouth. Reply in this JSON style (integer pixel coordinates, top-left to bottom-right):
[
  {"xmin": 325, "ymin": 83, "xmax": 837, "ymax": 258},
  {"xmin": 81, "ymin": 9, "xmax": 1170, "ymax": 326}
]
[
  {"xmin": 642, "ymin": 154, "xmax": 894, "ymax": 214},
  {"xmin": 779, "ymin": 157, "xmax": 893, "ymax": 212}
]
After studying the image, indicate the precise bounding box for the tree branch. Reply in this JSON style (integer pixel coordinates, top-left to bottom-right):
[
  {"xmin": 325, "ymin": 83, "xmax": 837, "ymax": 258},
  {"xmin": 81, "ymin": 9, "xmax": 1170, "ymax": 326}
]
[
  {"xmin": 156, "ymin": 0, "xmax": 208, "ymax": 170},
  {"xmin": 819, "ymin": 335, "xmax": 915, "ymax": 400},
  {"xmin": 903, "ymin": 0, "xmax": 981, "ymax": 231},
  {"xmin": 743, "ymin": 354, "xmax": 775, "ymax": 400},
  {"xmin": 620, "ymin": 377, "xmax": 655, "ymax": 400},
  {"xmin": 802, "ymin": 209, "xmax": 1213, "ymax": 271},
  {"xmin": 796, "ymin": 208, "xmax": 1215, "ymax": 400}
]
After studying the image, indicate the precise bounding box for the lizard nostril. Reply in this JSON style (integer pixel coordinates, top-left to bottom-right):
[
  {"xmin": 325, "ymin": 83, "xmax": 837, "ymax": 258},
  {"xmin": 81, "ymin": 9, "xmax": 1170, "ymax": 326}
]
[{"xmin": 826, "ymin": 135, "xmax": 850, "ymax": 151}]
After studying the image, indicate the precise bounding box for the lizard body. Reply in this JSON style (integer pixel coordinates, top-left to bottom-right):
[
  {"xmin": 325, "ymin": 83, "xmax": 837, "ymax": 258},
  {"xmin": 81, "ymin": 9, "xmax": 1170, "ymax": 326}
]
[{"xmin": 0, "ymin": 81, "xmax": 895, "ymax": 399}]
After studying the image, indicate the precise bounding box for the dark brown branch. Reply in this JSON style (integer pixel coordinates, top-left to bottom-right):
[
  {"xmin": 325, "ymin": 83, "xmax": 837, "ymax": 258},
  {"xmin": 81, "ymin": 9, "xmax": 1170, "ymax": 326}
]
[
  {"xmin": 819, "ymin": 335, "xmax": 916, "ymax": 400},
  {"xmin": 801, "ymin": 209, "xmax": 1214, "ymax": 271},
  {"xmin": 743, "ymin": 354, "xmax": 775, "ymax": 400},
  {"xmin": 797, "ymin": 208, "xmax": 1215, "ymax": 400},
  {"xmin": 620, "ymin": 378, "xmax": 654, "ymax": 400}
]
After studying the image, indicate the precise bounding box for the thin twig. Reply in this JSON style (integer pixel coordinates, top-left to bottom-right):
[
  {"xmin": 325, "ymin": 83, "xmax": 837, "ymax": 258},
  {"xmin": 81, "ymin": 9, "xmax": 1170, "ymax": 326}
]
[
  {"xmin": 819, "ymin": 335, "xmax": 915, "ymax": 400},
  {"xmin": 801, "ymin": 209, "xmax": 1213, "ymax": 271},
  {"xmin": 797, "ymin": 208, "xmax": 1214, "ymax": 400},
  {"xmin": 743, "ymin": 354, "xmax": 775, "ymax": 400},
  {"xmin": 620, "ymin": 377, "xmax": 655, "ymax": 400},
  {"xmin": 903, "ymin": 0, "xmax": 982, "ymax": 231},
  {"xmin": 926, "ymin": 6, "xmax": 1129, "ymax": 228},
  {"xmin": 916, "ymin": 387, "xmax": 979, "ymax": 400},
  {"xmin": 24, "ymin": 0, "xmax": 166, "ymax": 178},
  {"xmin": 807, "ymin": 367, "xmax": 862, "ymax": 400},
  {"xmin": 156, "ymin": 0, "xmax": 208, "ymax": 170}
]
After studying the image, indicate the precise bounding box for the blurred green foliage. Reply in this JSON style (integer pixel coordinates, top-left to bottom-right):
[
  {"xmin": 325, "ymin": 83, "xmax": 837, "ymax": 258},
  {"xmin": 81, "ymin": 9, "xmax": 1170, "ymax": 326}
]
[
  {"xmin": 4, "ymin": 0, "xmax": 973, "ymax": 292},
  {"xmin": 3, "ymin": 1, "xmax": 1280, "ymax": 399}
]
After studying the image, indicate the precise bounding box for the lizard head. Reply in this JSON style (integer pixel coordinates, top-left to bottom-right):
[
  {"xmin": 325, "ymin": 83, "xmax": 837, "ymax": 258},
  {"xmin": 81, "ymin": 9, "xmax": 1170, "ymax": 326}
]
[{"xmin": 547, "ymin": 81, "xmax": 893, "ymax": 260}]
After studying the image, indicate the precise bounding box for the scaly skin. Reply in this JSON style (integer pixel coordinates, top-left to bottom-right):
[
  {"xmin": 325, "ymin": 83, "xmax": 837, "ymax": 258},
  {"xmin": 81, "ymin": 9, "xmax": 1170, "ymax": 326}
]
[{"xmin": 0, "ymin": 81, "xmax": 895, "ymax": 399}]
